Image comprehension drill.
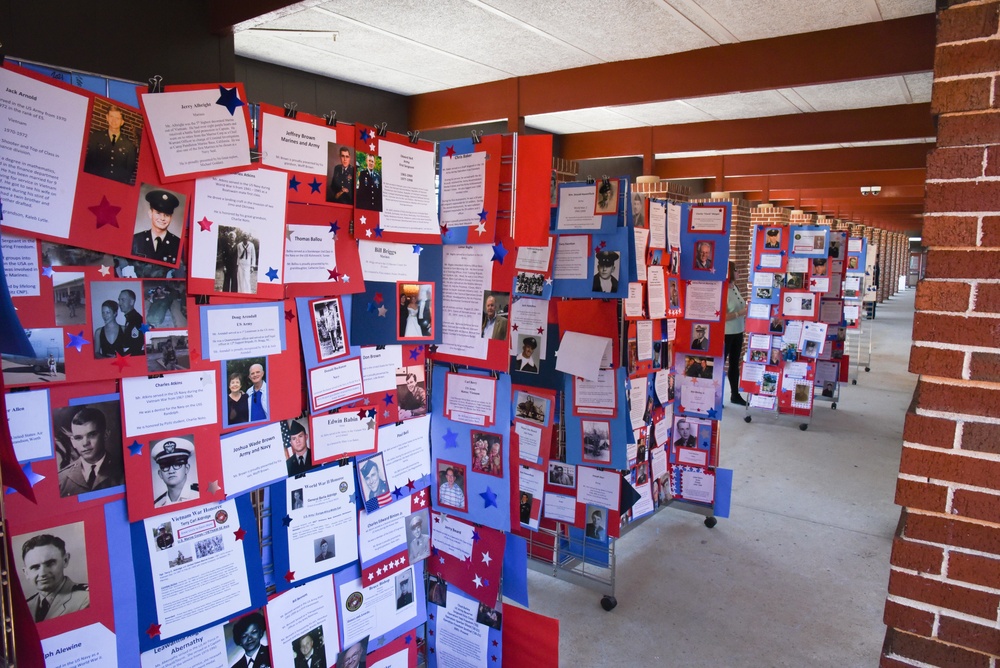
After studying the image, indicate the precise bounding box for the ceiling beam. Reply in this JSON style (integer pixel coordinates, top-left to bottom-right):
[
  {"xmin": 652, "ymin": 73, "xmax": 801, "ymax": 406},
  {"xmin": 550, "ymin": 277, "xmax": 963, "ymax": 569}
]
[
  {"xmin": 723, "ymin": 169, "xmax": 926, "ymax": 191},
  {"xmin": 559, "ymin": 104, "xmax": 934, "ymax": 160},
  {"xmin": 409, "ymin": 14, "xmax": 934, "ymax": 130}
]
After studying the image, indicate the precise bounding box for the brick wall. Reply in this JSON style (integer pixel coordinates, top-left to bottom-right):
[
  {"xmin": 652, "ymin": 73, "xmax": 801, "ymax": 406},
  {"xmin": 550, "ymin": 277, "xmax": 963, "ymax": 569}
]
[{"xmin": 882, "ymin": 2, "xmax": 1000, "ymax": 666}]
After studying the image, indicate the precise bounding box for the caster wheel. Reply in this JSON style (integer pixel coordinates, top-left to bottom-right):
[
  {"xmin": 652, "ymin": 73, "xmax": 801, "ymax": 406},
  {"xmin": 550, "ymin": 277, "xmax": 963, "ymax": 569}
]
[
  {"xmin": 704, "ymin": 517, "xmax": 717, "ymax": 529},
  {"xmin": 831, "ymin": 403, "xmax": 837, "ymax": 410},
  {"xmin": 744, "ymin": 415, "xmax": 752, "ymax": 423},
  {"xmin": 865, "ymin": 367, "xmax": 870, "ymax": 372},
  {"xmin": 601, "ymin": 595, "xmax": 617, "ymax": 611},
  {"xmin": 852, "ymin": 379, "xmax": 857, "ymax": 385},
  {"xmin": 799, "ymin": 424, "xmax": 808, "ymax": 431}
]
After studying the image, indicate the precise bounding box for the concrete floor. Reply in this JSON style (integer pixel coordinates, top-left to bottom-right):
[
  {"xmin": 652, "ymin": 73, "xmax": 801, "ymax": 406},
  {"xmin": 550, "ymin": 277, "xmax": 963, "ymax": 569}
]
[{"xmin": 524, "ymin": 289, "xmax": 916, "ymax": 667}]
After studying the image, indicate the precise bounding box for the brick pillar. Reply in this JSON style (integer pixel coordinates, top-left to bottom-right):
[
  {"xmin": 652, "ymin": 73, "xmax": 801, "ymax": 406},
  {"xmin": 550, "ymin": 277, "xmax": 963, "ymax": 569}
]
[{"xmin": 882, "ymin": 2, "xmax": 1000, "ymax": 666}]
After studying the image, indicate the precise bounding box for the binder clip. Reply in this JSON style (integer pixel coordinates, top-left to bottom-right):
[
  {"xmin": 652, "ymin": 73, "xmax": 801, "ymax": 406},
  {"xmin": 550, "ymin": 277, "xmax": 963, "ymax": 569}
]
[
  {"xmin": 324, "ymin": 110, "xmax": 337, "ymax": 127},
  {"xmin": 471, "ymin": 129, "xmax": 483, "ymax": 145},
  {"xmin": 283, "ymin": 102, "xmax": 298, "ymax": 119},
  {"xmin": 376, "ymin": 122, "xmax": 388, "ymax": 137},
  {"xmin": 147, "ymin": 75, "xmax": 164, "ymax": 94},
  {"xmin": 407, "ymin": 130, "xmax": 420, "ymax": 144},
  {"xmin": 349, "ymin": 219, "xmax": 355, "ymax": 236},
  {"xmin": 586, "ymin": 176, "xmax": 595, "ymax": 185}
]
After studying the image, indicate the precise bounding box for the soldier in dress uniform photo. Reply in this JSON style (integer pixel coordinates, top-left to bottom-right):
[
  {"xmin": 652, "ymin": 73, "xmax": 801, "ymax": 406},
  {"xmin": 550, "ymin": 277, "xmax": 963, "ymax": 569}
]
[
  {"xmin": 151, "ymin": 437, "xmax": 200, "ymax": 507},
  {"xmin": 132, "ymin": 189, "xmax": 183, "ymax": 264},
  {"xmin": 592, "ymin": 250, "xmax": 620, "ymax": 293},
  {"xmin": 83, "ymin": 103, "xmax": 138, "ymax": 184}
]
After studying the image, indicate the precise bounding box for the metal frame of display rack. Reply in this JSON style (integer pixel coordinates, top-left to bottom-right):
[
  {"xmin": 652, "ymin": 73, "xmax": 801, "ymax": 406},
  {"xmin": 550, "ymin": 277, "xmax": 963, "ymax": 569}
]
[{"xmin": 847, "ymin": 318, "xmax": 873, "ymax": 385}]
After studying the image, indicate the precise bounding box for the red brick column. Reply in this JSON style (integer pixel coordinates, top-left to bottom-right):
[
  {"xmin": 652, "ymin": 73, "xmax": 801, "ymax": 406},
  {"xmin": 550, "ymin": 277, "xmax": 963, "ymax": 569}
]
[{"xmin": 882, "ymin": 2, "xmax": 1000, "ymax": 665}]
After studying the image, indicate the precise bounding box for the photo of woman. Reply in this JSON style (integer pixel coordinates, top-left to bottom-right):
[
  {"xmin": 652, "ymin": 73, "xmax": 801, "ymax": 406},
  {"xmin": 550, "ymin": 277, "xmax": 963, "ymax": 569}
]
[{"xmin": 94, "ymin": 300, "xmax": 124, "ymax": 358}]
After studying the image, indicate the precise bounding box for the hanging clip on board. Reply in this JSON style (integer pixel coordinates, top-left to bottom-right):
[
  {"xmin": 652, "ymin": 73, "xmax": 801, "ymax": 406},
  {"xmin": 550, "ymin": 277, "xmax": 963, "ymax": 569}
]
[
  {"xmin": 407, "ymin": 130, "xmax": 420, "ymax": 144},
  {"xmin": 147, "ymin": 75, "xmax": 164, "ymax": 94},
  {"xmin": 471, "ymin": 130, "xmax": 483, "ymax": 145},
  {"xmin": 283, "ymin": 102, "xmax": 298, "ymax": 119},
  {"xmin": 324, "ymin": 111, "xmax": 337, "ymax": 127},
  {"xmin": 376, "ymin": 122, "xmax": 388, "ymax": 137},
  {"xmin": 586, "ymin": 176, "xmax": 595, "ymax": 185}
]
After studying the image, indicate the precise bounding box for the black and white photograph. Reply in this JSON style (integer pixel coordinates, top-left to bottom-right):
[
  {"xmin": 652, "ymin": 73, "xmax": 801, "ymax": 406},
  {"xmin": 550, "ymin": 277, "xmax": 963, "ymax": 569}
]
[
  {"xmin": 145, "ymin": 332, "xmax": 190, "ymax": 372},
  {"xmin": 216, "ymin": 225, "xmax": 260, "ymax": 295},
  {"xmin": 311, "ymin": 296, "xmax": 348, "ymax": 360},
  {"xmin": 394, "ymin": 569, "xmax": 415, "ymax": 609},
  {"xmin": 195, "ymin": 535, "xmax": 224, "ymax": 558},
  {"xmin": 395, "ymin": 365, "xmax": 428, "ymax": 419},
  {"xmin": 515, "ymin": 391, "xmax": 548, "ymax": 424},
  {"xmin": 592, "ymin": 250, "xmax": 620, "ymax": 293},
  {"xmin": 168, "ymin": 547, "xmax": 193, "ymax": 568},
  {"xmin": 53, "ymin": 401, "xmax": 124, "ymax": 498},
  {"xmin": 594, "ymin": 177, "xmax": 619, "ymax": 215},
  {"xmin": 405, "ymin": 509, "xmax": 431, "ymax": 563},
  {"xmin": 13, "ymin": 521, "xmax": 90, "ymax": 622},
  {"xmin": 515, "ymin": 271, "xmax": 546, "ymax": 297},
  {"xmin": 90, "ymin": 279, "xmax": 145, "ymax": 358},
  {"xmin": 314, "ymin": 536, "xmax": 335, "ymax": 562},
  {"xmin": 547, "ymin": 461, "xmax": 575, "ymax": 487},
  {"xmin": 150, "ymin": 435, "xmax": 200, "ymax": 508},
  {"xmin": 581, "ymin": 420, "xmax": 611, "ymax": 464},
  {"xmin": 513, "ymin": 333, "xmax": 540, "ymax": 373},
  {"xmin": 224, "ymin": 610, "xmax": 271, "ymax": 668}
]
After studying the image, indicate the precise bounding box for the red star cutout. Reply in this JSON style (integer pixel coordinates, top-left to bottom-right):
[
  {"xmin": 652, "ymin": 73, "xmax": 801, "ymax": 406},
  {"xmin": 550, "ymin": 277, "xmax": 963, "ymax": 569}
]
[
  {"xmin": 234, "ymin": 527, "xmax": 247, "ymax": 541},
  {"xmin": 537, "ymin": 327, "xmax": 544, "ymax": 334},
  {"xmin": 284, "ymin": 309, "xmax": 295, "ymax": 322},
  {"xmin": 406, "ymin": 478, "xmax": 416, "ymax": 490},
  {"xmin": 197, "ymin": 216, "xmax": 213, "ymax": 231},
  {"xmin": 89, "ymin": 196, "xmax": 122, "ymax": 229},
  {"xmin": 111, "ymin": 353, "xmax": 130, "ymax": 371},
  {"xmin": 146, "ymin": 623, "xmax": 161, "ymax": 638},
  {"xmin": 284, "ymin": 571, "xmax": 296, "ymax": 583},
  {"xmin": 492, "ymin": 640, "xmax": 499, "ymax": 647},
  {"xmin": 810, "ymin": 279, "xmax": 818, "ymax": 286},
  {"xmin": 374, "ymin": 292, "xmax": 384, "ymax": 304},
  {"xmin": 357, "ymin": 408, "xmax": 368, "ymax": 419},
  {"xmin": 714, "ymin": 310, "xmax": 721, "ymax": 317},
  {"xmin": 328, "ymin": 268, "xmax": 341, "ymax": 281},
  {"xmin": 597, "ymin": 241, "xmax": 607, "ymax": 250},
  {"xmin": 445, "ymin": 145, "xmax": 456, "ymax": 158},
  {"xmin": 440, "ymin": 223, "xmax": 449, "ymax": 235},
  {"xmin": 511, "ymin": 324, "xmax": 519, "ymax": 331}
]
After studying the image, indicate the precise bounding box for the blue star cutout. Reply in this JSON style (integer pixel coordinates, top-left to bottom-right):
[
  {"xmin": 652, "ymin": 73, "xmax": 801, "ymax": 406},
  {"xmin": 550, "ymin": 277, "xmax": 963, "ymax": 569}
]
[
  {"xmin": 472, "ymin": 529, "xmax": 481, "ymax": 542},
  {"xmin": 393, "ymin": 486, "xmax": 403, "ymax": 499},
  {"xmin": 66, "ymin": 332, "xmax": 91, "ymax": 352},
  {"xmin": 478, "ymin": 209, "xmax": 488, "ymax": 222},
  {"xmin": 23, "ymin": 463, "xmax": 44, "ymax": 488},
  {"xmin": 367, "ymin": 408, "xmax": 377, "ymax": 418},
  {"xmin": 42, "ymin": 266, "xmax": 54, "ymax": 278},
  {"xmin": 405, "ymin": 635, "xmax": 412, "ymax": 645},
  {"xmin": 707, "ymin": 407, "xmax": 719, "ymax": 419},
  {"xmin": 288, "ymin": 175, "xmax": 301, "ymax": 191},
  {"xmin": 360, "ymin": 128, "xmax": 371, "ymax": 141},
  {"xmin": 128, "ymin": 440, "xmax": 144, "ymax": 456},
  {"xmin": 282, "ymin": 515, "xmax": 293, "ymax": 527},
  {"xmin": 408, "ymin": 348, "xmax": 420, "ymax": 361},
  {"xmin": 480, "ymin": 486, "xmax": 498, "ymax": 508},
  {"xmin": 383, "ymin": 393, "xmax": 394, "ymax": 406},
  {"xmin": 374, "ymin": 227, "xmax": 383, "ymax": 238},
  {"xmin": 216, "ymin": 85, "xmax": 245, "ymax": 115},
  {"xmin": 139, "ymin": 323, "xmax": 151, "ymax": 335},
  {"xmin": 412, "ymin": 244, "xmax": 423, "ymax": 254},
  {"xmin": 443, "ymin": 429, "xmax": 458, "ymax": 449},
  {"xmin": 266, "ymin": 267, "xmax": 279, "ymax": 282},
  {"xmin": 491, "ymin": 242, "xmax": 508, "ymax": 264},
  {"xmin": 483, "ymin": 578, "xmax": 490, "ymax": 587},
  {"xmin": 367, "ymin": 301, "xmax": 378, "ymax": 313},
  {"xmin": 308, "ymin": 178, "xmax": 322, "ymax": 194},
  {"xmin": 329, "ymin": 221, "xmax": 340, "ymax": 235}
]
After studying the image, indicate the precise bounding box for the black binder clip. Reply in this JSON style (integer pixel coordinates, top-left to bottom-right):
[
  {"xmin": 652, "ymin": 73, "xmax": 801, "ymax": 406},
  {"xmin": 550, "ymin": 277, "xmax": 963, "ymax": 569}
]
[
  {"xmin": 147, "ymin": 75, "xmax": 164, "ymax": 94},
  {"xmin": 395, "ymin": 421, "xmax": 405, "ymax": 427},
  {"xmin": 407, "ymin": 130, "xmax": 420, "ymax": 144},
  {"xmin": 586, "ymin": 175, "xmax": 595, "ymax": 185},
  {"xmin": 324, "ymin": 111, "xmax": 337, "ymax": 127},
  {"xmin": 471, "ymin": 130, "xmax": 483, "ymax": 145},
  {"xmin": 376, "ymin": 122, "xmax": 388, "ymax": 137},
  {"xmin": 283, "ymin": 102, "xmax": 298, "ymax": 119}
]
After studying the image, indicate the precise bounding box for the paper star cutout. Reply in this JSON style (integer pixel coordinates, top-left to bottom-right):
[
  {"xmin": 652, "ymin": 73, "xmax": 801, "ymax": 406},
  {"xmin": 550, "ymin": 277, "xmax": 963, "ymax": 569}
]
[
  {"xmin": 285, "ymin": 226, "xmax": 294, "ymax": 241},
  {"xmin": 208, "ymin": 480, "xmax": 221, "ymax": 494},
  {"xmin": 476, "ymin": 221, "xmax": 487, "ymax": 235},
  {"xmin": 439, "ymin": 223, "xmax": 449, "ymax": 235},
  {"xmin": 282, "ymin": 515, "xmax": 293, "ymax": 527},
  {"xmin": 492, "ymin": 655, "xmax": 498, "ymax": 663},
  {"xmin": 266, "ymin": 267, "xmax": 279, "ymax": 282},
  {"xmin": 537, "ymin": 327, "xmax": 544, "ymax": 334},
  {"xmin": 327, "ymin": 268, "xmax": 340, "ymax": 281},
  {"xmin": 99, "ymin": 264, "xmax": 111, "ymax": 276},
  {"xmin": 707, "ymin": 408, "xmax": 719, "ymax": 419},
  {"xmin": 89, "ymin": 196, "xmax": 121, "ymax": 229},
  {"xmin": 440, "ymin": 556, "xmax": 446, "ymax": 564},
  {"xmin": 234, "ymin": 527, "xmax": 247, "ymax": 541},
  {"xmin": 406, "ymin": 478, "xmax": 416, "ymax": 490},
  {"xmin": 128, "ymin": 440, "xmax": 143, "ymax": 456},
  {"xmin": 285, "ymin": 309, "xmax": 295, "ymax": 322},
  {"xmin": 406, "ymin": 635, "xmax": 413, "ymax": 645},
  {"xmin": 360, "ymin": 215, "xmax": 368, "ymax": 225},
  {"xmin": 329, "ymin": 221, "xmax": 340, "ymax": 235},
  {"xmin": 42, "ymin": 265, "xmax": 54, "ymax": 278},
  {"xmin": 383, "ymin": 409, "xmax": 390, "ymax": 418},
  {"xmin": 309, "ymin": 178, "xmax": 322, "ymax": 194},
  {"xmin": 374, "ymin": 292, "xmax": 385, "ymax": 304},
  {"xmin": 369, "ymin": 142, "xmax": 376, "ymax": 152},
  {"xmin": 478, "ymin": 209, "xmax": 488, "ymax": 222},
  {"xmin": 383, "ymin": 393, "xmax": 395, "ymax": 406},
  {"xmin": 368, "ymin": 419, "xmax": 376, "ymax": 429},
  {"xmin": 361, "ymin": 128, "xmax": 371, "ymax": 141},
  {"xmin": 367, "ymin": 572, "xmax": 375, "ymax": 581},
  {"xmin": 288, "ymin": 175, "xmax": 301, "ymax": 191},
  {"xmin": 511, "ymin": 324, "xmax": 519, "ymax": 332},
  {"xmin": 491, "ymin": 242, "xmax": 508, "ymax": 264},
  {"xmin": 365, "ymin": 228, "xmax": 373, "ymax": 238},
  {"xmin": 198, "ymin": 216, "xmax": 213, "ymax": 232},
  {"xmin": 393, "ymin": 487, "xmax": 403, "ymax": 499},
  {"xmin": 284, "ymin": 571, "xmax": 295, "ymax": 583},
  {"xmin": 357, "ymin": 408, "xmax": 368, "ymax": 419},
  {"xmin": 472, "ymin": 529, "xmax": 481, "ymax": 542},
  {"xmin": 367, "ymin": 408, "xmax": 377, "ymax": 418},
  {"xmin": 481, "ymin": 551, "xmax": 492, "ymax": 566},
  {"xmin": 428, "ymin": 344, "xmax": 439, "ymax": 354},
  {"xmin": 413, "ymin": 244, "xmax": 423, "ymax": 254},
  {"xmin": 146, "ymin": 623, "xmax": 161, "ymax": 638},
  {"xmin": 376, "ymin": 566, "xmax": 384, "ymax": 576},
  {"xmin": 445, "ymin": 145, "xmax": 456, "ymax": 158},
  {"xmin": 473, "ymin": 574, "xmax": 483, "ymax": 588},
  {"xmin": 374, "ymin": 227, "xmax": 383, "ymax": 238},
  {"xmin": 22, "ymin": 463, "xmax": 44, "ymax": 488},
  {"xmin": 216, "ymin": 85, "xmax": 245, "ymax": 115},
  {"xmin": 111, "ymin": 353, "xmax": 130, "ymax": 371},
  {"xmin": 377, "ymin": 305, "xmax": 388, "ymax": 317},
  {"xmin": 493, "ymin": 640, "xmax": 499, "ymax": 647},
  {"xmin": 545, "ymin": 277, "xmax": 554, "ymax": 285},
  {"xmin": 139, "ymin": 323, "xmax": 151, "ymax": 335},
  {"xmin": 66, "ymin": 332, "xmax": 90, "ymax": 352},
  {"xmin": 443, "ymin": 429, "xmax": 458, "ymax": 449},
  {"xmin": 408, "ymin": 348, "xmax": 421, "ymax": 361},
  {"xmin": 480, "ymin": 486, "xmax": 498, "ymax": 508}
]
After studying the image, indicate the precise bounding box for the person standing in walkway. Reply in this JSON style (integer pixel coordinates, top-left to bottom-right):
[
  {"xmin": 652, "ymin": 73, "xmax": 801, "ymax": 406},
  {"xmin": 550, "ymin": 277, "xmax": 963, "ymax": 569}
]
[{"xmin": 726, "ymin": 261, "xmax": 748, "ymax": 406}]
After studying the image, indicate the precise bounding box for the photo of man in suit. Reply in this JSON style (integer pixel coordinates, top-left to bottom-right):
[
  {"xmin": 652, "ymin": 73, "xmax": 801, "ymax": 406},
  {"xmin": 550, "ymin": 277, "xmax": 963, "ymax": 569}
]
[
  {"xmin": 57, "ymin": 405, "xmax": 123, "ymax": 498},
  {"xmin": 694, "ymin": 241, "xmax": 714, "ymax": 270},
  {"xmin": 481, "ymin": 293, "xmax": 508, "ymax": 340},
  {"xmin": 592, "ymin": 250, "xmax": 619, "ymax": 293}
]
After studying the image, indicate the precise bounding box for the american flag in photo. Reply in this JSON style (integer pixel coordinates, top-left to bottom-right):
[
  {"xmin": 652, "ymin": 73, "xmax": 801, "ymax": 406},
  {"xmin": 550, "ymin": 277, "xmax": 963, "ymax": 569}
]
[{"xmin": 364, "ymin": 491, "xmax": 392, "ymax": 513}]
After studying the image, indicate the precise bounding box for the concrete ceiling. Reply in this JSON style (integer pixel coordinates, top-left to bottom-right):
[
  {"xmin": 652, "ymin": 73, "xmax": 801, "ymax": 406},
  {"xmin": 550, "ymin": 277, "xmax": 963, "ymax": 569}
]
[{"xmin": 224, "ymin": 0, "xmax": 937, "ymax": 232}]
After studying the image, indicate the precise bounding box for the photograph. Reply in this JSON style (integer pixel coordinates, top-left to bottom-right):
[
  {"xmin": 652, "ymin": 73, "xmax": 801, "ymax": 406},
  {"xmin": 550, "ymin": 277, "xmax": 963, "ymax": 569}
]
[
  {"xmin": 395, "ymin": 365, "xmax": 428, "ymax": 419},
  {"xmin": 690, "ymin": 323, "xmax": 709, "ymax": 351},
  {"xmin": 592, "ymin": 250, "xmax": 620, "ymax": 293},
  {"xmin": 427, "ymin": 575, "xmax": 448, "ymax": 607},
  {"xmin": 357, "ymin": 454, "xmax": 390, "ymax": 508},
  {"xmin": 794, "ymin": 383, "xmax": 812, "ymax": 403},
  {"xmin": 216, "ymin": 225, "xmax": 260, "ymax": 295},
  {"xmin": 514, "ymin": 391, "xmax": 548, "ymax": 424},
  {"xmin": 90, "ymin": 279, "xmax": 145, "ymax": 358},
  {"xmin": 437, "ymin": 461, "xmax": 467, "ymax": 512},
  {"xmin": 284, "ymin": 421, "xmax": 314, "ymax": 477},
  {"xmin": 394, "ymin": 569, "xmax": 415, "ymax": 609},
  {"xmin": 311, "ymin": 296, "xmax": 348, "ymax": 360},
  {"xmin": 648, "ymin": 248, "xmax": 663, "ymax": 266},
  {"xmin": 132, "ymin": 185, "xmax": 185, "ymax": 265},
  {"xmin": 519, "ymin": 491, "xmax": 533, "ymax": 524},
  {"xmin": 770, "ymin": 348, "xmax": 783, "ymax": 365},
  {"xmin": 13, "ymin": 521, "xmax": 90, "ymax": 622},
  {"xmin": 754, "ymin": 287, "xmax": 773, "ymax": 300},
  {"xmin": 84, "ymin": 100, "xmax": 141, "ymax": 185},
  {"xmin": 293, "ymin": 626, "xmax": 327, "ymax": 668},
  {"xmin": 673, "ymin": 417, "xmax": 697, "ymax": 447},
  {"xmin": 476, "ymin": 602, "xmax": 503, "ymax": 630},
  {"xmin": 168, "ymin": 547, "xmax": 193, "ymax": 568},
  {"xmin": 669, "ymin": 250, "xmax": 680, "ymax": 275},
  {"xmin": 594, "ymin": 177, "xmax": 619, "ymax": 215},
  {"xmin": 291, "ymin": 488, "xmax": 304, "ymax": 510},
  {"xmin": 2, "ymin": 327, "xmax": 65, "ymax": 385},
  {"xmin": 222, "ymin": 356, "xmax": 269, "ymax": 426},
  {"xmin": 581, "ymin": 420, "xmax": 612, "ymax": 464},
  {"xmin": 548, "ymin": 461, "xmax": 575, "ymax": 487},
  {"xmin": 635, "ymin": 462, "xmax": 649, "ymax": 485},
  {"xmin": 693, "ymin": 240, "xmax": 714, "ymax": 271},
  {"xmin": 194, "ymin": 535, "xmax": 224, "ymax": 558},
  {"xmin": 481, "ymin": 291, "xmax": 510, "ymax": 340},
  {"xmin": 763, "ymin": 228, "xmax": 781, "ymax": 249},
  {"xmin": 515, "ymin": 271, "xmax": 545, "ymax": 297},
  {"xmin": 768, "ymin": 316, "xmax": 785, "ymax": 335},
  {"xmin": 327, "ymin": 143, "xmax": 355, "ymax": 205},
  {"xmin": 405, "ymin": 509, "xmax": 431, "ymax": 563},
  {"xmin": 53, "ymin": 272, "xmax": 86, "ymax": 326},
  {"xmin": 470, "ymin": 431, "xmax": 503, "ymax": 477},
  {"xmin": 224, "ymin": 611, "xmax": 270, "ymax": 668},
  {"xmin": 53, "ymin": 401, "xmax": 124, "ymax": 498},
  {"xmin": 683, "ymin": 356, "xmax": 714, "ymax": 379},
  {"xmin": 398, "ymin": 282, "xmax": 433, "ymax": 339},
  {"xmin": 585, "ymin": 504, "xmax": 607, "ymax": 540},
  {"xmin": 150, "ymin": 435, "xmax": 200, "ymax": 508},
  {"xmin": 314, "ymin": 536, "xmax": 336, "ymax": 562},
  {"xmin": 355, "ymin": 151, "xmax": 382, "ymax": 212},
  {"xmin": 41, "ymin": 242, "xmax": 108, "ymax": 269},
  {"xmin": 848, "ymin": 256, "xmax": 859, "ymax": 270},
  {"xmin": 785, "ymin": 272, "xmax": 804, "ymax": 290},
  {"xmin": 152, "ymin": 522, "xmax": 174, "ymax": 551},
  {"xmin": 513, "ymin": 333, "xmax": 541, "ymax": 374},
  {"xmin": 143, "ymin": 280, "xmax": 188, "ymax": 328},
  {"xmin": 667, "ymin": 278, "xmax": 680, "ymax": 309},
  {"xmin": 760, "ymin": 372, "xmax": 778, "ymax": 394},
  {"xmin": 750, "ymin": 350, "xmax": 768, "ymax": 362},
  {"xmin": 145, "ymin": 332, "xmax": 190, "ymax": 372},
  {"xmin": 335, "ymin": 637, "xmax": 368, "ymax": 668}
]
